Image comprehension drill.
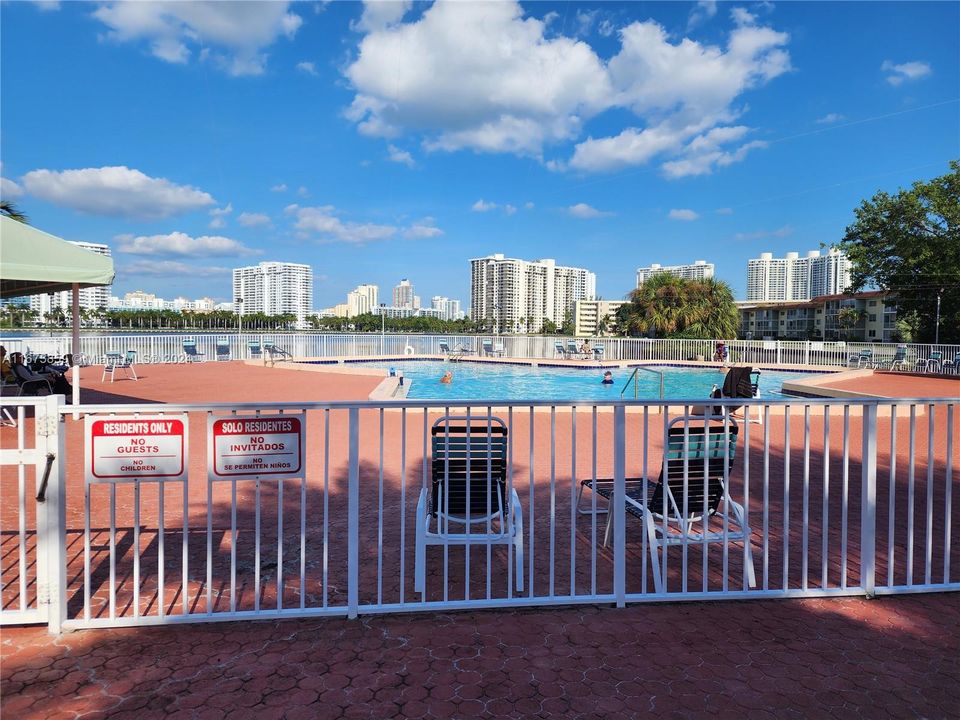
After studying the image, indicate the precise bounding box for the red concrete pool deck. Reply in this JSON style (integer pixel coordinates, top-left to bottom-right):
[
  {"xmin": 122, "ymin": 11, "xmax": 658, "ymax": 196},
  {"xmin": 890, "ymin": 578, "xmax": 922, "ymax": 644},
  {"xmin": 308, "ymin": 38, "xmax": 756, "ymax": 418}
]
[
  {"xmin": 3, "ymin": 361, "xmax": 958, "ymax": 719},
  {"xmin": 3, "ymin": 593, "xmax": 959, "ymax": 720},
  {"xmin": 818, "ymin": 372, "xmax": 959, "ymax": 398}
]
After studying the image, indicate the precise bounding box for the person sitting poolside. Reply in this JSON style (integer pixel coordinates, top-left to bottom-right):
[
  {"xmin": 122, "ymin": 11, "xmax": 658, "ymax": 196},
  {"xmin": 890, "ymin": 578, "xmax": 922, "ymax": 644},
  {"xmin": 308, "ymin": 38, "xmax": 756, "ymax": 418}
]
[
  {"xmin": 713, "ymin": 341, "xmax": 728, "ymax": 363},
  {"xmin": 601, "ymin": 370, "xmax": 614, "ymax": 385},
  {"xmin": 0, "ymin": 346, "xmax": 14, "ymax": 383},
  {"xmin": 579, "ymin": 339, "xmax": 592, "ymax": 356},
  {"xmin": 440, "ymin": 371, "xmax": 453, "ymax": 384}
]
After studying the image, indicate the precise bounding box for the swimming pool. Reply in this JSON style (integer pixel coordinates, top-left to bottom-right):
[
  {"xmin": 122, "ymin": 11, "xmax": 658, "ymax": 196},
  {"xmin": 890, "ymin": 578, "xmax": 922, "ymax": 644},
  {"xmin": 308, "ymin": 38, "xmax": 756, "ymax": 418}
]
[{"xmin": 339, "ymin": 361, "xmax": 819, "ymax": 402}]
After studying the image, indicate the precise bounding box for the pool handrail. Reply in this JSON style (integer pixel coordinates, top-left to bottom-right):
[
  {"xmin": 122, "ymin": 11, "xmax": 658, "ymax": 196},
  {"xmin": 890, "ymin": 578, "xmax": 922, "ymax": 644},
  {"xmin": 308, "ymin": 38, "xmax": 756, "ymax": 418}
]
[{"xmin": 620, "ymin": 365, "xmax": 665, "ymax": 400}]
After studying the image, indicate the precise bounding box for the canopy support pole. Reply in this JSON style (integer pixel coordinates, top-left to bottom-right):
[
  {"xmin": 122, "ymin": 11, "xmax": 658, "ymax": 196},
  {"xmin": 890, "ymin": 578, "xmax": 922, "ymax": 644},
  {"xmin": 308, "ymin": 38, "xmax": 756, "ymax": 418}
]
[{"xmin": 71, "ymin": 284, "xmax": 80, "ymax": 409}]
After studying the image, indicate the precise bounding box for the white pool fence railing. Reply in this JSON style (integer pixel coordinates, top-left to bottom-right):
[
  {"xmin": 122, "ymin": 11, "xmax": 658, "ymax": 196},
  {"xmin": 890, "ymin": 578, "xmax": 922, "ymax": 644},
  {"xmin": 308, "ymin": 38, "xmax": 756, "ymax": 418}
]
[
  {"xmin": 3, "ymin": 333, "xmax": 959, "ymax": 370},
  {"xmin": 0, "ymin": 395, "xmax": 955, "ymax": 634}
]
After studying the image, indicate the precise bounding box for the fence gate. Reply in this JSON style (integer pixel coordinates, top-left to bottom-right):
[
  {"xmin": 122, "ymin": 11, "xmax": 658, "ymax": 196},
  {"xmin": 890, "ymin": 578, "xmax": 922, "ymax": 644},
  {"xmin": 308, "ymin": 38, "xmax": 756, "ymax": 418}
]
[{"xmin": 0, "ymin": 396, "xmax": 65, "ymax": 631}]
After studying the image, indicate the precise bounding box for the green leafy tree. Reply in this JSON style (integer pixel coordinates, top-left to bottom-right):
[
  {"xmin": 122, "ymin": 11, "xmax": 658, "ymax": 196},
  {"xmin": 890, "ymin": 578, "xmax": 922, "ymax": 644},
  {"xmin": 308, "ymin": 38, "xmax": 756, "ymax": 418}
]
[
  {"xmin": 838, "ymin": 160, "xmax": 960, "ymax": 343},
  {"xmin": 617, "ymin": 274, "xmax": 738, "ymax": 339},
  {"xmin": 837, "ymin": 307, "xmax": 864, "ymax": 341}
]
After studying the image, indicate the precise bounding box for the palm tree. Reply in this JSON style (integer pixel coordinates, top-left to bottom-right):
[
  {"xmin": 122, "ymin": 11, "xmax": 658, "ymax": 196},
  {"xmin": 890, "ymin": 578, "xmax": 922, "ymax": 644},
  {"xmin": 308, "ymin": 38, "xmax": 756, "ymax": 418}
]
[
  {"xmin": 0, "ymin": 200, "xmax": 28, "ymax": 223},
  {"xmin": 618, "ymin": 274, "xmax": 738, "ymax": 339}
]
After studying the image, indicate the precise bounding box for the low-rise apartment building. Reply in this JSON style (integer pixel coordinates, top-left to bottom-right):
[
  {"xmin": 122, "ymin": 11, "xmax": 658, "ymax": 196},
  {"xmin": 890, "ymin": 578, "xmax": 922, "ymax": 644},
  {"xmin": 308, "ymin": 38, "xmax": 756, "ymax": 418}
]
[
  {"xmin": 574, "ymin": 299, "xmax": 626, "ymax": 337},
  {"xmin": 737, "ymin": 291, "xmax": 897, "ymax": 341}
]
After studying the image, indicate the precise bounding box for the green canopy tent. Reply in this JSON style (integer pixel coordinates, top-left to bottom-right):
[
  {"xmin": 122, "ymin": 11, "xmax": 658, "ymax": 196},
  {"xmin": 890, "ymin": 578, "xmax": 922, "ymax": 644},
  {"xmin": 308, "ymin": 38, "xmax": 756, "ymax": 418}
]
[{"xmin": 1, "ymin": 215, "xmax": 115, "ymax": 397}]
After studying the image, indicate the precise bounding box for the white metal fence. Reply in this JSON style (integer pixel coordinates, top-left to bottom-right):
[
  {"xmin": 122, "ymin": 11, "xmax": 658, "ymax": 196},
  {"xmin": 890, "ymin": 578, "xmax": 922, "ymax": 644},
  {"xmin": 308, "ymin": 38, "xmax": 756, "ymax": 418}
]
[
  {"xmin": 1, "ymin": 395, "xmax": 955, "ymax": 633},
  {"xmin": 4, "ymin": 333, "xmax": 959, "ymax": 369}
]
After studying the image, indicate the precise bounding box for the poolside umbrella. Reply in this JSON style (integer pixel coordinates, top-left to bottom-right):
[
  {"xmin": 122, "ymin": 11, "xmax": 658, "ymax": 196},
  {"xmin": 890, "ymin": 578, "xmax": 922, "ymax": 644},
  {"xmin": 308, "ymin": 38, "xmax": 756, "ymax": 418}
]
[{"xmin": 1, "ymin": 215, "xmax": 115, "ymax": 399}]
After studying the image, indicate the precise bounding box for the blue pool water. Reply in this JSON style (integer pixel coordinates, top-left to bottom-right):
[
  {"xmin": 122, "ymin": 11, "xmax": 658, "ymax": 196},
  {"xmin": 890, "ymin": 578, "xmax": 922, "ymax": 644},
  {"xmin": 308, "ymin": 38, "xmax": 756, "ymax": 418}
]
[{"xmin": 340, "ymin": 361, "xmax": 818, "ymax": 402}]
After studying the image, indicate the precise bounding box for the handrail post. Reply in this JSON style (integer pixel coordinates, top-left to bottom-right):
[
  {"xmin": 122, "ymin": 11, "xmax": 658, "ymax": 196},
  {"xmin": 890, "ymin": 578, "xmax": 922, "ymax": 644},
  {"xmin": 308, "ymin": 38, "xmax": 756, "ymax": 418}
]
[
  {"xmin": 613, "ymin": 404, "xmax": 626, "ymax": 608},
  {"xmin": 860, "ymin": 403, "xmax": 878, "ymax": 597},
  {"xmin": 347, "ymin": 407, "xmax": 360, "ymax": 618},
  {"xmin": 40, "ymin": 395, "xmax": 67, "ymax": 634}
]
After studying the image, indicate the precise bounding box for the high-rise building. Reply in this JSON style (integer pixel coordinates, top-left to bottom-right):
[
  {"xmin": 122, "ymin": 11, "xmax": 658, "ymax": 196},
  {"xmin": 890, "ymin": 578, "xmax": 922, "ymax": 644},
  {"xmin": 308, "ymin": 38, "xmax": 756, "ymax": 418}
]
[
  {"xmin": 392, "ymin": 278, "xmax": 415, "ymax": 308},
  {"xmin": 636, "ymin": 260, "xmax": 714, "ymax": 287},
  {"xmin": 233, "ymin": 261, "xmax": 313, "ymax": 328},
  {"xmin": 346, "ymin": 283, "xmax": 378, "ymax": 317},
  {"xmin": 29, "ymin": 242, "xmax": 113, "ymax": 316},
  {"xmin": 746, "ymin": 249, "xmax": 851, "ymax": 301},
  {"xmin": 470, "ymin": 254, "xmax": 596, "ymax": 334},
  {"xmin": 431, "ymin": 296, "xmax": 464, "ymax": 321}
]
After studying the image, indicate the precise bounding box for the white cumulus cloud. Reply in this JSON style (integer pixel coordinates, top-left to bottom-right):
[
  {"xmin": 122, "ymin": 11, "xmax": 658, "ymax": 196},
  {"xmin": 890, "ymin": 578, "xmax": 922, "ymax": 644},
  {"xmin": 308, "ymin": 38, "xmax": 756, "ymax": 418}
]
[
  {"xmin": 270, "ymin": 183, "xmax": 288, "ymax": 192},
  {"xmin": 471, "ymin": 199, "xmax": 498, "ymax": 212},
  {"xmin": 568, "ymin": 203, "xmax": 613, "ymax": 219},
  {"xmin": 402, "ymin": 217, "xmax": 444, "ymax": 239},
  {"xmin": 881, "ymin": 60, "xmax": 932, "ymax": 86},
  {"xmin": 116, "ymin": 231, "xmax": 257, "ymax": 257},
  {"xmin": 287, "ymin": 204, "xmax": 397, "ymax": 243},
  {"xmin": 687, "ymin": 1, "xmax": 717, "ymax": 31},
  {"xmin": 344, "ymin": 2, "xmax": 790, "ymax": 177},
  {"xmin": 345, "ymin": 1, "xmax": 610, "ymax": 157},
  {"xmin": 387, "ymin": 144, "xmax": 415, "ymax": 167},
  {"xmin": 1, "ymin": 176, "xmax": 24, "ymax": 199},
  {"xmin": 21, "ymin": 166, "xmax": 215, "ymax": 219},
  {"xmin": 296, "ymin": 61, "xmax": 318, "ymax": 76},
  {"xmin": 354, "ymin": 0, "xmax": 413, "ymax": 33},
  {"xmin": 668, "ymin": 209, "xmax": 699, "ymax": 221},
  {"xmin": 92, "ymin": 1, "xmax": 303, "ymax": 76},
  {"xmin": 238, "ymin": 211, "xmax": 271, "ymax": 227}
]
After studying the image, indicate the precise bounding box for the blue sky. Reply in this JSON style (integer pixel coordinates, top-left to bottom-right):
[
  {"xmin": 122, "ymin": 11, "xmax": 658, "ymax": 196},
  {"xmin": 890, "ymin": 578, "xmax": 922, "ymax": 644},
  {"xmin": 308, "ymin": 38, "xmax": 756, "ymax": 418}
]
[{"xmin": 2, "ymin": 1, "xmax": 957, "ymax": 308}]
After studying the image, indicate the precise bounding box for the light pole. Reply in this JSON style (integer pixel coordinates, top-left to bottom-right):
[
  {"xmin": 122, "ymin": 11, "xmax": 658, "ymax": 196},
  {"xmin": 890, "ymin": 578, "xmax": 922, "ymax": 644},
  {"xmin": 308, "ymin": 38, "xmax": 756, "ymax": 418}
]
[
  {"xmin": 236, "ymin": 297, "xmax": 243, "ymax": 335},
  {"xmin": 935, "ymin": 288, "xmax": 942, "ymax": 345},
  {"xmin": 380, "ymin": 304, "xmax": 386, "ymax": 355}
]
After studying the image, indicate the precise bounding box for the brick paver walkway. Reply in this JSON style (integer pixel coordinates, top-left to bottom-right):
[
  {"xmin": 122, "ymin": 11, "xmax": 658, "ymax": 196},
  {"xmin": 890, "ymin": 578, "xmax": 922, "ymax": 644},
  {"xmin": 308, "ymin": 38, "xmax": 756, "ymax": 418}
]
[
  {"xmin": 2, "ymin": 361, "xmax": 958, "ymax": 718},
  {"xmin": 3, "ymin": 593, "xmax": 959, "ymax": 719}
]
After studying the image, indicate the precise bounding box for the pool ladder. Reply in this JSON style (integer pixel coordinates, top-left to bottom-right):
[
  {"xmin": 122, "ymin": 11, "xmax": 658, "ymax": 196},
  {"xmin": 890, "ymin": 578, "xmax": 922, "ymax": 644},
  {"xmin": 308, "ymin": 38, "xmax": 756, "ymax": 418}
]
[{"xmin": 620, "ymin": 366, "xmax": 665, "ymax": 400}]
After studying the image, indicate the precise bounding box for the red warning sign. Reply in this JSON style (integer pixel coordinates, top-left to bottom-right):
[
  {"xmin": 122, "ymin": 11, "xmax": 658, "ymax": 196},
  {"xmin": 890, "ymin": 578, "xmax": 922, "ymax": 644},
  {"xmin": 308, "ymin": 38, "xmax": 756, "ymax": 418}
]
[
  {"xmin": 208, "ymin": 415, "xmax": 304, "ymax": 480},
  {"xmin": 87, "ymin": 416, "xmax": 188, "ymax": 482}
]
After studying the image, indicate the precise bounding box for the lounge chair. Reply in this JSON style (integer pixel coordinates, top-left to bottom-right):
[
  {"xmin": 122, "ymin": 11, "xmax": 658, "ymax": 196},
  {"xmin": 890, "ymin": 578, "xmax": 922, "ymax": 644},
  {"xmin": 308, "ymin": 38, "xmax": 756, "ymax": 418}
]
[
  {"xmin": 567, "ymin": 339, "xmax": 589, "ymax": 359},
  {"xmin": 215, "ymin": 338, "xmax": 231, "ymax": 361},
  {"xmin": 10, "ymin": 356, "xmax": 53, "ymax": 396},
  {"xmin": 247, "ymin": 341, "xmax": 263, "ymax": 362},
  {"xmin": 914, "ymin": 350, "xmax": 942, "ymax": 373},
  {"xmin": 878, "ymin": 345, "xmax": 908, "ymax": 371},
  {"xmin": 415, "ymin": 415, "xmax": 524, "ymax": 595},
  {"xmin": 482, "ymin": 339, "xmax": 505, "ymax": 357},
  {"xmin": 454, "ymin": 342, "xmax": 475, "ymax": 356},
  {"xmin": 492, "ymin": 340, "xmax": 505, "ymax": 357},
  {"xmin": 554, "ymin": 341, "xmax": 568, "ymax": 359},
  {"xmin": 438, "ymin": 340, "xmax": 452, "ymax": 355},
  {"xmin": 942, "ymin": 352, "xmax": 960, "ymax": 375},
  {"xmin": 183, "ymin": 339, "xmax": 205, "ymax": 362},
  {"xmin": 577, "ymin": 416, "xmax": 756, "ymax": 593},
  {"xmin": 849, "ymin": 349, "xmax": 873, "ymax": 368},
  {"xmin": 101, "ymin": 350, "xmax": 138, "ymax": 382},
  {"xmin": 264, "ymin": 341, "xmax": 293, "ymax": 365},
  {"xmin": 593, "ymin": 344, "xmax": 605, "ymax": 361}
]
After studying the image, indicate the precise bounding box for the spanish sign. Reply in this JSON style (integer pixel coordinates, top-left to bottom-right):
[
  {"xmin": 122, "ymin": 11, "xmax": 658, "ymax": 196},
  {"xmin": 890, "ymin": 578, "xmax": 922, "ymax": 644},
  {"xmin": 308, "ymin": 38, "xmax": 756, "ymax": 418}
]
[
  {"xmin": 86, "ymin": 415, "xmax": 188, "ymax": 483},
  {"xmin": 208, "ymin": 414, "xmax": 304, "ymax": 480}
]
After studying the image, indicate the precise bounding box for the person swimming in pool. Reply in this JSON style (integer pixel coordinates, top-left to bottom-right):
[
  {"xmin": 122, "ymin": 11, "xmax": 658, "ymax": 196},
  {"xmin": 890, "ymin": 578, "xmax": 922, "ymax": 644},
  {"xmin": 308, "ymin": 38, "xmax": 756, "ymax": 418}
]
[
  {"xmin": 601, "ymin": 370, "xmax": 614, "ymax": 384},
  {"xmin": 440, "ymin": 371, "xmax": 453, "ymax": 384}
]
